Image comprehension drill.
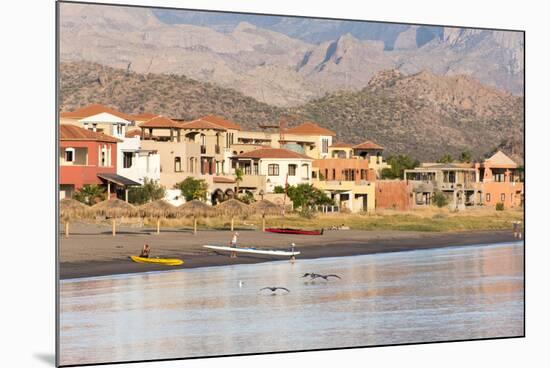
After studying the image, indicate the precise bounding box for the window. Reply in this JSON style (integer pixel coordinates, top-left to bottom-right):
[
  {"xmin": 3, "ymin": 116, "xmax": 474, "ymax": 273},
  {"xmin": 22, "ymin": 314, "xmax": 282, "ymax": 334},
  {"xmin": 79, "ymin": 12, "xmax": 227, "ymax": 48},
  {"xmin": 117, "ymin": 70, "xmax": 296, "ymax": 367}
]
[
  {"xmin": 486, "ymin": 193, "xmax": 491, "ymax": 202},
  {"xmin": 174, "ymin": 157, "xmax": 182, "ymax": 172},
  {"xmin": 116, "ymin": 124, "xmax": 123, "ymax": 135},
  {"xmin": 268, "ymin": 164, "xmax": 279, "ymax": 176},
  {"xmin": 64, "ymin": 148, "xmax": 74, "ymax": 162},
  {"xmin": 312, "ymin": 171, "xmax": 317, "ymax": 179},
  {"xmin": 288, "ymin": 164, "xmax": 297, "ymax": 176},
  {"xmin": 500, "ymin": 193, "xmax": 505, "ymax": 202},
  {"xmin": 253, "ymin": 163, "xmax": 259, "ymax": 175},
  {"xmin": 123, "ymin": 152, "xmax": 133, "ymax": 168},
  {"xmin": 244, "ymin": 163, "xmax": 252, "ymax": 175},
  {"xmin": 302, "ymin": 164, "xmax": 309, "ymax": 179},
  {"xmin": 99, "ymin": 145, "xmax": 107, "ymax": 167},
  {"xmin": 322, "ymin": 138, "xmax": 329, "ymax": 154}
]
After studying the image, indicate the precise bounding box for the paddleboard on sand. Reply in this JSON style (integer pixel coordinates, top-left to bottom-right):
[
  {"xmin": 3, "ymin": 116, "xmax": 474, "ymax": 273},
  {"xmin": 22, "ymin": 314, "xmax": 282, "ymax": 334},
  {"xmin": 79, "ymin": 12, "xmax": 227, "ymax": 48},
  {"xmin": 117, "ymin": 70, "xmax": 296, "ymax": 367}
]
[
  {"xmin": 203, "ymin": 245, "xmax": 300, "ymax": 257},
  {"xmin": 130, "ymin": 256, "xmax": 184, "ymax": 266}
]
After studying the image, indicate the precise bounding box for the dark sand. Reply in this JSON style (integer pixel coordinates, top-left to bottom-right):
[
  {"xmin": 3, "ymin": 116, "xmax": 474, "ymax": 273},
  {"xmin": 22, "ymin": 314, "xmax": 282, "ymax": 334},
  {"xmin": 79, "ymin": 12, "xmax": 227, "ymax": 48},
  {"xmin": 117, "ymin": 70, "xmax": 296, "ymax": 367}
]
[{"xmin": 58, "ymin": 222, "xmax": 519, "ymax": 279}]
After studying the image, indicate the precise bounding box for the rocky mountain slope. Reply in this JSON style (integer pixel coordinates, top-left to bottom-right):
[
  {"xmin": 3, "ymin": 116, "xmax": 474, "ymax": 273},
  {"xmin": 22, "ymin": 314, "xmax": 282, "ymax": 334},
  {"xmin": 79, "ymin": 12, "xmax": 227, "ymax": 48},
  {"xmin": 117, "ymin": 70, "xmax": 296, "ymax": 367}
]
[
  {"xmin": 60, "ymin": 62, "xmax": 523, "ymax": 162},
  {"xmin": 59, "ymin": 3, "xmax": 524, "ymax": 106}
]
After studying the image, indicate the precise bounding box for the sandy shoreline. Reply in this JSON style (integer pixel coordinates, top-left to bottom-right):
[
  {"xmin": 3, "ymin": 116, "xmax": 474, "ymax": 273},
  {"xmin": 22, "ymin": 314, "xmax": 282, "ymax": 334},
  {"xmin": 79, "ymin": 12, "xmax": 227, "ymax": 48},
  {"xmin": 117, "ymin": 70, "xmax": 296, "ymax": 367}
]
[{"xmin": 58, "ymin": 222, "xmax": 520, "ymax": 279}]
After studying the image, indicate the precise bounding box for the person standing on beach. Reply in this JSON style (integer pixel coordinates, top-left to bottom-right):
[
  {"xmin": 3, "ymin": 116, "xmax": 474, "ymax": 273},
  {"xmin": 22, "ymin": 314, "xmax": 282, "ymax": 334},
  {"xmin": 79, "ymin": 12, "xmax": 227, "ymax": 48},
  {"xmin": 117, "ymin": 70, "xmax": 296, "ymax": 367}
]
[
  {"xmin": 290, "ymin": 242, "xmax": 296, "ymax": 263},
  {"xmin": 230, "ymin": 232, "xmax": 239, "ymax": 258},
  {"xmin": 513, "ymin": 221, "xmax": 522, "ymax": 239}
]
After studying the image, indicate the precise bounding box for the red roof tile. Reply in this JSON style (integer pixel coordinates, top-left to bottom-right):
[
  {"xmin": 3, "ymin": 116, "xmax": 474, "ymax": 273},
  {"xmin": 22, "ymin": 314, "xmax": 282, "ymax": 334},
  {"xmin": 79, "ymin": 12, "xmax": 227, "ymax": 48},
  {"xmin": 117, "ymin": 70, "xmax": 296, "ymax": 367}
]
[
  {"xmin": 179, "ymin": 119, "xmax": 227, "ymax": 131},
  {"xmin": 60, "ymin": 124, "xmax": 121, "ymax": 143},
  {"xmin": 284, "ymin": 121, "xmax": 336, "ymax": 136},
  {"xmin": 330, "ymin": 142, "xmax": 353, "ymax": 148},
  {"xmin": 60, "ymin": 104, "xmax": 133, "ymax": 121},
  {"xmin": 125, "ymin": 129, "xmax": 153, "ymax": 138},
  {"xmin": 233, "ymin": 148, "xmax": 312, "ymax": 160},
  {"xmin": 213, "ymin": 176, "xmax": 236, "ymax": 183},
  {"xmin": 139, "ymin": 116, "xmax": 183, "ymax": 129},
  {"xmin": 200, "ymin": 115, "xmax": 242, "ymax": 130},
  {"xmin": 353, "ymin": 140, "xmax": 384, "ymax": 150}
]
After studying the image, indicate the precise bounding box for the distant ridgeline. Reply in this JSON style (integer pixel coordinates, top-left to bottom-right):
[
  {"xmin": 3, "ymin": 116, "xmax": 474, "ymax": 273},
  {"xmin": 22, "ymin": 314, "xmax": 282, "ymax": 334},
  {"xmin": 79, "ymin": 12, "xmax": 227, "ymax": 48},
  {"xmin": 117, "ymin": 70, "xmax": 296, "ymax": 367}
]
[{"xmin": 60, "ymin": 62, "xmax": 524, "ymax": 163}]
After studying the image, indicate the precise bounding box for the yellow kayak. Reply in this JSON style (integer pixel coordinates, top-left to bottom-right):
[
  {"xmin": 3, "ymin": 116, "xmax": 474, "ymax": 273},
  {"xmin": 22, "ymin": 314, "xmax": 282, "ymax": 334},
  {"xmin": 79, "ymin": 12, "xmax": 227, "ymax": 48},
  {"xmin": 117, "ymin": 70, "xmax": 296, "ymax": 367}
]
[{"xmin": 130, "ymin": 256, "xmax": 184, "ymax": 266}]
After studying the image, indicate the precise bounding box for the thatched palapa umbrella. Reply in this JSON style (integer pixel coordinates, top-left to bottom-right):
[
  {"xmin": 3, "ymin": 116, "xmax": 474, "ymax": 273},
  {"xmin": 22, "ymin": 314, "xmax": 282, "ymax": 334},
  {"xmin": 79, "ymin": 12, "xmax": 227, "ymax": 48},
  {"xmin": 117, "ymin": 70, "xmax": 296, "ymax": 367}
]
[
  {"xmin": 138, "ymin": 200, "xmax": 177, "ymax": 235},
  {"xmin": 178, "ymin": 200, "xmax": 216, "ymax": 235},
  {"xmin": 92, "ymin": 199, "xmax": 138, "ymax": 236},
  {"xmin": 60, "ymin": 198, "xmax": 89, "ymax": 237},
  {"xmin": 215, "ymin": 199, "xmax": 251, "ymax": 231},
  {"xmin": 251, "ymin": 199, "xmax": 282, "ymax": 232}
]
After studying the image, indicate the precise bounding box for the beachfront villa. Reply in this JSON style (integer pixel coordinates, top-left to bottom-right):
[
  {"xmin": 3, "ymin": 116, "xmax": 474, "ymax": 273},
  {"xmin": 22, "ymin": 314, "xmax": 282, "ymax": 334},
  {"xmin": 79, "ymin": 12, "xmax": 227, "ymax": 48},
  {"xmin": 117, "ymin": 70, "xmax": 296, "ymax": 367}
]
[
  {"xmin": 478, "ymin": 151, "xmax": 524, "ymax": 209},
  {"xmin": 137, "ymin": 115, "xmax": 237, "ymax": 204},
  {"xmin": 404, "ymin": 163, "xmax": 479, "ymax": 210},
  {"xmin": 312, "ymin": 156, "xmax": 376, "ymax": 213},
  {"xmin": 404, "ymin": 151, "xmax": 523, "ymax": 210},
  {"xmin": 310, "ymin": 138, "xmax": 395, "ymax": 213},
  {"xmin": 59, "ymin": 124, "xmax": 141, "ymax": 200},
  {"xmin": 60, "ymin": 104, "xmax": 161, "ymax": 184},
  {"xmin": 231, "ymin": 148, "xmax": 313, "ymax": 195}
]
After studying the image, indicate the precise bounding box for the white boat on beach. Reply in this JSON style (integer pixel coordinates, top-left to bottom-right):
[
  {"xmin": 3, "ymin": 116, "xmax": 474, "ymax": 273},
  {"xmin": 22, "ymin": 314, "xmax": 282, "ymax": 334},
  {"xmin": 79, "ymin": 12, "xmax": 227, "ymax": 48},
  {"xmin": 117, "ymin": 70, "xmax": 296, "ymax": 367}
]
[{"xmin": 203, "ymin": 245, "xmax": 300, "ymax": 257}]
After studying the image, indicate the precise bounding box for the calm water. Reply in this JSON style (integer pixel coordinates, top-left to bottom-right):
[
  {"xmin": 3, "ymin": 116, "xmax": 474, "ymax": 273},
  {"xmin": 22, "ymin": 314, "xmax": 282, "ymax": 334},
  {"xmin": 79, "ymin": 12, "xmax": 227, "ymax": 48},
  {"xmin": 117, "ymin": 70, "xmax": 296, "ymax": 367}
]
[{"xmin": 59, "ymin": 242, "xmax": 524, "ymax": 366}]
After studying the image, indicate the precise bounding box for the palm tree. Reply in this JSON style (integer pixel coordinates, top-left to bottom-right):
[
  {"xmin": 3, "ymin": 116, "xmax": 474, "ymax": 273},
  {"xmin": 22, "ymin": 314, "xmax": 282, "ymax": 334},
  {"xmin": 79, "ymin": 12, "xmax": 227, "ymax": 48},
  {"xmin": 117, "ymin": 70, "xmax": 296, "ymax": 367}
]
[
  {"xmin": 234, "ymin": 168, "xmax": 244, "ymax": 199},
  {"xmin": 73, "ymin": 184, "xmax": 106, "ymax": 205}
]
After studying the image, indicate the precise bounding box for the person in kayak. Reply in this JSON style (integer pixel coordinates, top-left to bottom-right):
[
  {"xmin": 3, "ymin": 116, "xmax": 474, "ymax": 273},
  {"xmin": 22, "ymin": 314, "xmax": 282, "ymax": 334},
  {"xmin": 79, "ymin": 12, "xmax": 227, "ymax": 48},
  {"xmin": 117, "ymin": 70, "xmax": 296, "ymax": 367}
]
[
  {"xmin": 230, "ymin": 232, "xmax": 239, "ymax": 258},
  {"xmin": 140, "ymin": 243, "xmax": 151, "ymax": 258}
]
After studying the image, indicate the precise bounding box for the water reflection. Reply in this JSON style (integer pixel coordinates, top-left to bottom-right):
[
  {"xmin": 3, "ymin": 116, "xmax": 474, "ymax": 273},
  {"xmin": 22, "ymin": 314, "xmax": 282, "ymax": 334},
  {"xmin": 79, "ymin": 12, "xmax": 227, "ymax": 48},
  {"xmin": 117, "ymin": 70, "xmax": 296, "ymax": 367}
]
[{"xmin": 60, "ymin": 242, "xmax": 524, "ymax": 366}]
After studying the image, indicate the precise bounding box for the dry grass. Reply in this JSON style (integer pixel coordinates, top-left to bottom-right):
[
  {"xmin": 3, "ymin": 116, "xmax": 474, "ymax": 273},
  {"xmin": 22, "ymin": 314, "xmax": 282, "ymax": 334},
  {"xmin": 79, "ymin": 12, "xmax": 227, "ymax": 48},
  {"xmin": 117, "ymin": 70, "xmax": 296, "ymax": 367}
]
[{"xmin": 137, "ymin": 207, "xmax": 523, "ymax": 233}]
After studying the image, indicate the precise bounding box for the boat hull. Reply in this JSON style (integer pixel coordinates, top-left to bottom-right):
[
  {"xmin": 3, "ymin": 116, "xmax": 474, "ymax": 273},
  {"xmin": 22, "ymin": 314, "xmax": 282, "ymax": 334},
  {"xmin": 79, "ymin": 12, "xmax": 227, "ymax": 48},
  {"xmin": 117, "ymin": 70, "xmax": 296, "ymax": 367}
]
[
  {"xmin": 265, "ymin": 228, "xmax": 323, "ymax": 236},
  {"xmin": 203, "ymin": 245, "xmax": 300, "ymax": 257},
  {"xmin": 130, "ymin": 256, "xmax": 184, "ymax": 266}
]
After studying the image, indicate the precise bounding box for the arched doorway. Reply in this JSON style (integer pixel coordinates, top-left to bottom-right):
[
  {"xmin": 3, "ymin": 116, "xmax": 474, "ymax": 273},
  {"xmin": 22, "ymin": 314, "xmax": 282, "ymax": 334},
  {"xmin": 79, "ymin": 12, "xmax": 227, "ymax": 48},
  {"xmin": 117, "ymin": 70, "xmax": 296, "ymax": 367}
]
[
  {"xmin": 225, "ymin": 188, "xmax": 235, "ymax": 199},
  {"xmin": 211, "ymin": 189, "xmax": 225, "ymax": 205}
]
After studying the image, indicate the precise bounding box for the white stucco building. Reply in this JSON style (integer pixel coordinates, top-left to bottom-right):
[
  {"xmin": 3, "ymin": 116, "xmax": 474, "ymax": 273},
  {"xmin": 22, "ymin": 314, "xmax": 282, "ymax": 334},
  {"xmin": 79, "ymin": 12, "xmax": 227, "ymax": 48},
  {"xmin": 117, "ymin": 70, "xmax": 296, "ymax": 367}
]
[{"xmin": 231, "ymin": 148, "xmax": 313, "ymax": 194}]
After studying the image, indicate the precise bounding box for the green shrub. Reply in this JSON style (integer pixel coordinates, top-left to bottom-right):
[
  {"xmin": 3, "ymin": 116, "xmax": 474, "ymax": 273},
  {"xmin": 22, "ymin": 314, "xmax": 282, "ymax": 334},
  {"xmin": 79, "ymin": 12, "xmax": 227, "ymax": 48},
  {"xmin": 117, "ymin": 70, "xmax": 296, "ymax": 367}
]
[
  {"xmin": 495, "ymin": 202, "xmax": 505, "ymax": 211},
  {"xmin": 128, "ymin": 179, "xmax": 166, "ymax": 205},
  {"xmin": 432, "ymin": 192, "xmax": 448, "ymax": 208},
  {"xmin": 174, "ymin": 177, "xmax": 208, "ymax": 201}
]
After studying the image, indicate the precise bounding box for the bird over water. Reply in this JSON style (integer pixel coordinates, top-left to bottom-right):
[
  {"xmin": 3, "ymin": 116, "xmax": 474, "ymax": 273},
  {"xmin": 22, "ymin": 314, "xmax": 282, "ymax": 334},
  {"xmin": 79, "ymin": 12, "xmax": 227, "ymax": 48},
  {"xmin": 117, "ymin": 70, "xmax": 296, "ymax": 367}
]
[
  {"xmin": 259, "ymin": 287, "xmax": 290, "ymax": 293},
  {"xmin": 302, "ymin": 273, "xmax": 341, "ymax": 280}
]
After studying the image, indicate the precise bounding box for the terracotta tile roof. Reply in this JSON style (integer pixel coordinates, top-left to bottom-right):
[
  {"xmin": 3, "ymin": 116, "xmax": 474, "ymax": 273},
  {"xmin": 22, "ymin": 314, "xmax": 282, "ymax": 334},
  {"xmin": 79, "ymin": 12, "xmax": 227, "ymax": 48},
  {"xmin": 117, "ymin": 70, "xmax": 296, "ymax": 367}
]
[
  {"xmin": 284, "ymin": 121, "xmax": 336, "ymax": 136},
  {"xmin": 353, "ymin": 140, "xmax": 384, "ymax": 150},
  {"xmin": 60, "ymin": 124, "xmax": 121, "ymax": 143},
  {"xmin": 125, "ymin": 129, "xmax": 153, "ymax": 138},
  {"xmin": 139, "ymin": 116, "xmax": 183, "ymax": 129},
  {"xmin": 483, "ymin": 150, "xmax": 517, "ymax": 168},
  {"xmin": 213, "ymin": 176, "xmax": 236, "ymax": 183},
  {"xmin": 200, "ymin": 115, "xmax": 242, "ymax": 131},
  {"xmin": 233, "ymin": 148, "xmax": 313, "ymax": 160},
  {"xmin": 179, "ymin": 119, "xmax": 227, "ymax": 131},
  {"xmin": 330, "ymin": 142, "xmax": 353, "ymax": 148},
  {"xmin": 60, "ymin": 104, "xmax": 133, "ymax": 121}
]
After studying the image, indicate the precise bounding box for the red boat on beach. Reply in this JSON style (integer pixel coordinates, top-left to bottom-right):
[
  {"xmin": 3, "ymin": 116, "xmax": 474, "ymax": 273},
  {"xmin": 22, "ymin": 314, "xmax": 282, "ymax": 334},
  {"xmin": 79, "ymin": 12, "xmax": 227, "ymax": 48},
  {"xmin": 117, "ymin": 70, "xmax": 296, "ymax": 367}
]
[{"xmin": 265, "ymin": 228, "xmax": 324, "ymax": 236}]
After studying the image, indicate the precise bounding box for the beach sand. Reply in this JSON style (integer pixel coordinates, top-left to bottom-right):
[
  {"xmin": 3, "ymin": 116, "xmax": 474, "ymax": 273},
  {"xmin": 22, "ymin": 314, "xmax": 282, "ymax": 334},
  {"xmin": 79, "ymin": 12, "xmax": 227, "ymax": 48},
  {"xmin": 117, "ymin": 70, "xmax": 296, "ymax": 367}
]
[{"xmin": 58, "ymin": 222, "xmax": 520, "ymax": 279}]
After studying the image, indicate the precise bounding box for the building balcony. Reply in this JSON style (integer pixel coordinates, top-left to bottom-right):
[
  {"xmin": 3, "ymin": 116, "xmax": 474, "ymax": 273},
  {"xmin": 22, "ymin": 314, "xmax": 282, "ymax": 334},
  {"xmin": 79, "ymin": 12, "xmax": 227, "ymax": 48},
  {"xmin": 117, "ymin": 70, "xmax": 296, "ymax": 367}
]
[
  {"xmin": 313, "ymin": 179, "xmax": 373, "ymax": 194},
  {"xmin": 241, "ymin": 175, "xmax": 266, "ymax": 190}
]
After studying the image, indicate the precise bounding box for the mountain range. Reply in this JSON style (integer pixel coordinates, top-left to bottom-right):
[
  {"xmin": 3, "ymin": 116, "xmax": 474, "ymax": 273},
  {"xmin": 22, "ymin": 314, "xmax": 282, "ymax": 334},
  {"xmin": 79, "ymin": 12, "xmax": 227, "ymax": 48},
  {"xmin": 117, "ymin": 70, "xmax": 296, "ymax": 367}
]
[
  {"xmin": 60, "ymin": 62, "xmax": 524, "ymax": 164},
  {"xmin": 59, "ymin": 3, "xmax": 524, "ymax": 107}
]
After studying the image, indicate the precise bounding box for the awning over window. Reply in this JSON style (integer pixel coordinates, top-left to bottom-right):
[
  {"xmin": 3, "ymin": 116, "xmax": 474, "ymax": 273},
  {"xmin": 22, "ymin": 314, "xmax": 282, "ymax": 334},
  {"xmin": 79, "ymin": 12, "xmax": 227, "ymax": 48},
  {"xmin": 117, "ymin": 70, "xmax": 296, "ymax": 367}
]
[{"xmin": 97, "ymin": 173, "xmax": 141, "ymax": 187}]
